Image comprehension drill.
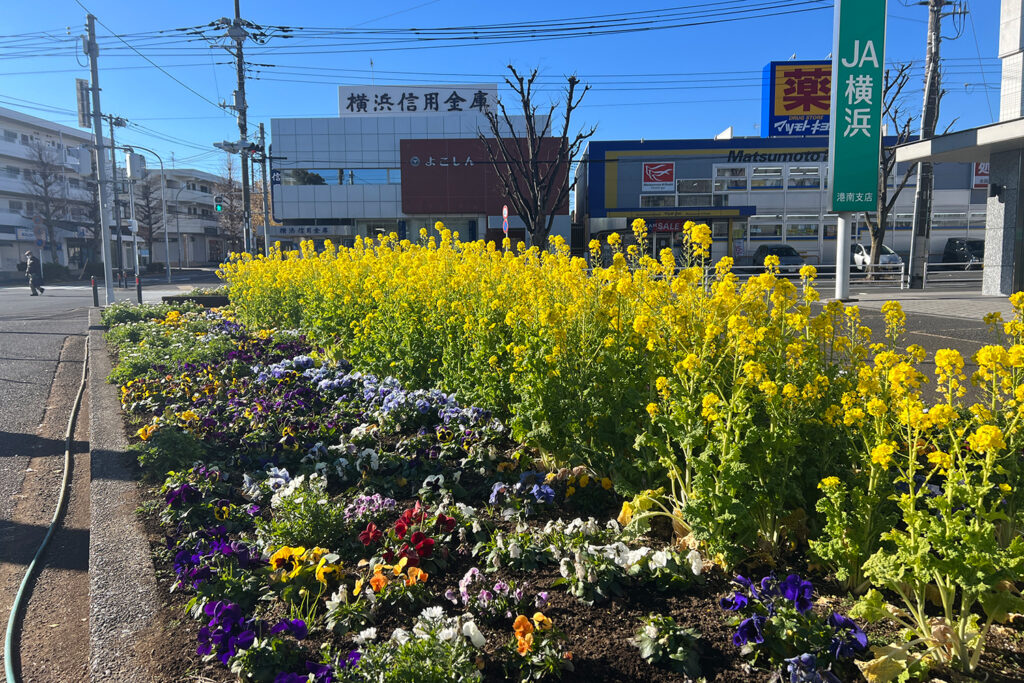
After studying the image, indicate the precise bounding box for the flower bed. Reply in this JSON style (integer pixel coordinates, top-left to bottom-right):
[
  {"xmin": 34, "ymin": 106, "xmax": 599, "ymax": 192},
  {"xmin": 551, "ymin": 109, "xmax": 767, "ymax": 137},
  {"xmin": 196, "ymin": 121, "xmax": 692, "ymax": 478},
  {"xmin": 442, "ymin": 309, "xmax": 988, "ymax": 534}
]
[{"xmin": 104, "ymin": 223, "xmax": 1024, "ymax": 682}]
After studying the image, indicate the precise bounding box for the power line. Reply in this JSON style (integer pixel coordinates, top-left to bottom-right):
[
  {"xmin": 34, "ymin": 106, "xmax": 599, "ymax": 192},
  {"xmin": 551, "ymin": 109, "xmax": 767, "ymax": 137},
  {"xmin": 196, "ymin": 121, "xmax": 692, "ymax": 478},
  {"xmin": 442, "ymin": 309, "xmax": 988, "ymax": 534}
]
[{"xmin": 73, "ymin": 0, "xmax": 229, "ymax": 115}]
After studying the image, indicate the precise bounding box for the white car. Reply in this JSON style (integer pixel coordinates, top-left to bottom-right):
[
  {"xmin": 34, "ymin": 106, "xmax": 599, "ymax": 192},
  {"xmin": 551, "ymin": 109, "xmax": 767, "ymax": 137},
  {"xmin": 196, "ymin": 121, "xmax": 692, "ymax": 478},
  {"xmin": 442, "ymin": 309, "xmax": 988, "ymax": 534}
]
[{"xmin": 851, "ymin": 243, "xmax": 902, "ymax": 271}]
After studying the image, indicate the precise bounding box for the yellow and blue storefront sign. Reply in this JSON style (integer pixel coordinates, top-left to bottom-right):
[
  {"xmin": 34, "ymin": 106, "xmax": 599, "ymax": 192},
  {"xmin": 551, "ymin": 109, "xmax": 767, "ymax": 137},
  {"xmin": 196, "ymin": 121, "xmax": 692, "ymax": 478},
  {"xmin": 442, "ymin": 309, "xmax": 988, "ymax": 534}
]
[{"xmin": 762, "ymin": 60, "xmax": 832, "ymax": 138}]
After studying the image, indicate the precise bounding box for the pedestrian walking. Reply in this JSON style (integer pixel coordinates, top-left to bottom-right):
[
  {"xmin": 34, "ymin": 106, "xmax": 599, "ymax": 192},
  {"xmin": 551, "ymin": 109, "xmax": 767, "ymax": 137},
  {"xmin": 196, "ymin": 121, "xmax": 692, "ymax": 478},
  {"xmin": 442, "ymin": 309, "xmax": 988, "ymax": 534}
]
[{"xmin": 24, "ymin": 250, "xmax": 44, "ymax": 296}]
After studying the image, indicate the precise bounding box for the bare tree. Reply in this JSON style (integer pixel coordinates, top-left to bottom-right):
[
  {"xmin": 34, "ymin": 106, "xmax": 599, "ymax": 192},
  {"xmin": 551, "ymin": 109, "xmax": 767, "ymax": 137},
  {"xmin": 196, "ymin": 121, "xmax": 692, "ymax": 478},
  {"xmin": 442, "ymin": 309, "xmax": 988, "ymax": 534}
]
[
  {"xmin": 23, "ymin": 142, "xmax": 69, "ymax": 263},
  {"xmin": 862, "ymin": 64, "xmax": 918, "ymax": 270},
  {"xmin": 480, "ymin": 66, "xmax": 596, "ymax": 249},
  {"xmin": 216, "ymin": 154, "xmax": 245, "ymax": 251},
  {"xmin": 133, "ymin": 176, "xmax": 163, "ymax": 262}
]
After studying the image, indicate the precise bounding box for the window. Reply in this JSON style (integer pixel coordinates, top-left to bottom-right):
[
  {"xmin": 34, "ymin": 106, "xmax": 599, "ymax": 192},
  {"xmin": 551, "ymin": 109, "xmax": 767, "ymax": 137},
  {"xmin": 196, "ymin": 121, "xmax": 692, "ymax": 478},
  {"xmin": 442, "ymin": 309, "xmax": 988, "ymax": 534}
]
[
  {"xmin": 893, "ymin": 213, "xmax": 913, "ymax": 229},
  {"xmin": 3, "ymin": 130, "xmax": 16, "ymax": 142},
  {"xmin": 676, "ymin": 179, "xmax": 711, "ymax": 194},
  {"xmin": 640, "ymin": 195, "xmax": 675, "ymax": 208},
  {"xmin": 68, "ymin": 178, "xmax": 79, "ymax": 188},
  {"xmin": 751, "ymin": 167, "xmax": 783, "ymax": 190},
  {"xmin": 711, "ymin": 221, "xmax": 730, "ymax": 238},
  {"xmin": 4, "ymin": 165, "xmax": 18, "ymax": 178},
  {"xmin": 165, "ymin": 179, "xmax": 180, "ymax": 189},
  {"xmin": 788, "ymin": 167, "xmax": 820, "ymax": 189},
  {"xmin": 749, "ymin": 219, "xmax": 778, "ymax": 240},
  {"xmin": 786, "ymin": 223, "xmax": 818, "ymax": 237},
  {"xmin": 932, "ymin": 212, "xmax": 967, "ymax": 228},
  {"xmin": 9, "ymin": 200, "xmax": 23, "ymax": 211},
  {"xmin": 675, "ymin": 178, "xmax": 714, "ymax": 206},
  {"xmin": 968, "ymin": 211, "xmax": 986, "ymax": 228},
  {"xmin": 714, "ymin": 167, "xmax": 747, "ymax": 192},
  {"xmin": 199, "ymin": 184, "xmax": 210, "ymax": 194}
]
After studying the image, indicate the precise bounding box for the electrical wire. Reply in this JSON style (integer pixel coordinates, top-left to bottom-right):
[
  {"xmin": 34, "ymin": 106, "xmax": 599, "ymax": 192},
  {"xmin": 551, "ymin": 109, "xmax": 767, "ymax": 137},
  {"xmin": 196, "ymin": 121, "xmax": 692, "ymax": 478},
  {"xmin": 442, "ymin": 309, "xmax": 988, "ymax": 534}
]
[{"xmin": 73, "ymin": 0, "xmax": 229, "ymax": 115}]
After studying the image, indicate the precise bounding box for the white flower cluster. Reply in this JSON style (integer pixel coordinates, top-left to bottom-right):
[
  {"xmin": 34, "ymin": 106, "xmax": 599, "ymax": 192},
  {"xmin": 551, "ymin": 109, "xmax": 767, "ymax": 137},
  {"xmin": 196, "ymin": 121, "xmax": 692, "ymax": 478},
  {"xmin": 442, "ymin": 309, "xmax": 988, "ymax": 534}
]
[{"xmin": 389, "ymin": 606, "xmax": 487, "ymax": 651}]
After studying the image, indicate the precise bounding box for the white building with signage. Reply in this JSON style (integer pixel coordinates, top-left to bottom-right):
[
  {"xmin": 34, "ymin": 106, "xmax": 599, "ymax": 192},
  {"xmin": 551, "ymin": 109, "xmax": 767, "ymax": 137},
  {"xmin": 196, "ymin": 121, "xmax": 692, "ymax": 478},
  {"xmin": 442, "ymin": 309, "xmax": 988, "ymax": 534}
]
[
  {"xmin": 0, "ymin": 105, "xmax": 95, "ymax": 275},
  {"xmin": 269, "ymin": 84, "xmax": 570, "ymax": 248}
]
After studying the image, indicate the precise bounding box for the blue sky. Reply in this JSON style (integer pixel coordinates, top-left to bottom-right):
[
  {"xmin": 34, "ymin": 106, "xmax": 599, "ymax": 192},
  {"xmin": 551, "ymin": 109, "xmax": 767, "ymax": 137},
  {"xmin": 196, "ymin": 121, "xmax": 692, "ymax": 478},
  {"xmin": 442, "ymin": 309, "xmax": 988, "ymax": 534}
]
[{"xmin": 0, "ymin": 1, "xmax": 1002, "ymax": 175}]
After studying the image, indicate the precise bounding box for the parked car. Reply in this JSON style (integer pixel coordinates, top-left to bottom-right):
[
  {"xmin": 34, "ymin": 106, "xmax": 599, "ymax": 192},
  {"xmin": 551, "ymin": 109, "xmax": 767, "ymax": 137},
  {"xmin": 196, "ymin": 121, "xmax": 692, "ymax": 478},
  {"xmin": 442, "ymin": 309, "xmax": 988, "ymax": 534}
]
[
  {"xmin": 751, "ymin": 244, "xmax": 805, "ymax": 275},
  {"xmin": 851, "ymin": 243, "xmax": 903, "ymax": 271},
  {"xmin": 942, "ymin": 238, "xmax": 984, "ymax": 270}
]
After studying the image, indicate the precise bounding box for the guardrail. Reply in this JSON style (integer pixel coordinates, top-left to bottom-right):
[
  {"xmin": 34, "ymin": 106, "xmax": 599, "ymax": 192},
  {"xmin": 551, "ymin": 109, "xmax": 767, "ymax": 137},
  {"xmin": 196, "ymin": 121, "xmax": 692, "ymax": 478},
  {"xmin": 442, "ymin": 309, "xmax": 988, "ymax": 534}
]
[
  {"xmin": 715, "ymin": 263, "xmax": 906, "ymax": 289},
  {"xmin": 922, "ymin": 261, "xmax": 983, "ymax": 288}
]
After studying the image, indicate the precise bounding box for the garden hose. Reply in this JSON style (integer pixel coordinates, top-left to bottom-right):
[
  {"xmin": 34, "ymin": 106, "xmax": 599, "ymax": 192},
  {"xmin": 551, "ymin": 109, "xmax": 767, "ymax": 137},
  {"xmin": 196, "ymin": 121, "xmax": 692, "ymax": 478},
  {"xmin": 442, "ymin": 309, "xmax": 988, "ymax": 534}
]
[{"xmin": 4, "ymin": 336, "xmax": 89, "ymax": 683}]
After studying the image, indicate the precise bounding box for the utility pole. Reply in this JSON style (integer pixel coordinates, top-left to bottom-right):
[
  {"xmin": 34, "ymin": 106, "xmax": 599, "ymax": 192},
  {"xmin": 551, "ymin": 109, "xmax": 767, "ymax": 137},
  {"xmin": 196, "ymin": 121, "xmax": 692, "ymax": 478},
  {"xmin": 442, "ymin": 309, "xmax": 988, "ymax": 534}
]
[
  {"xmin": 85, "ymin": 15, "xmax": 116, "ymax": 305},
  {"xmin": 230, "ymin": 0, "xmax": 252, "ymax": 253},
  {"xmin": 259, "ymin": 122, "xmax": 270, "ymax": 256},
  {"xmin": 106, "ymin": 115, "xmax": 127, "ymax": 283},
  {"xmin": 907, "ymin": 0, "xmax": 948, "ymax": 289}
]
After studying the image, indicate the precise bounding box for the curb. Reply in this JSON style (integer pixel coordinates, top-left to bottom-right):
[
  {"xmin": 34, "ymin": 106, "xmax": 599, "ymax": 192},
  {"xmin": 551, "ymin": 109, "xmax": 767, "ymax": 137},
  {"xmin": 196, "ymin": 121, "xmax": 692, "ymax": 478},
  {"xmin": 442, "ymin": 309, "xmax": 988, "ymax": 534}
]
[{"xmin": 87, "ymin": 308, "xmax": 160, "ymax": 682}]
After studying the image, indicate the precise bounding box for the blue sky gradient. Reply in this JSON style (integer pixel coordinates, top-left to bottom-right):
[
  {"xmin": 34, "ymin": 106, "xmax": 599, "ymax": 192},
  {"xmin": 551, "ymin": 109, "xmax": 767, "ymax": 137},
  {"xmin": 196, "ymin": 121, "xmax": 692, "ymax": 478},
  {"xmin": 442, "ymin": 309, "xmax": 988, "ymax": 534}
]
[{"xmin": 0, "ymin": 1, "xmax": 1002, "ymax": 174}]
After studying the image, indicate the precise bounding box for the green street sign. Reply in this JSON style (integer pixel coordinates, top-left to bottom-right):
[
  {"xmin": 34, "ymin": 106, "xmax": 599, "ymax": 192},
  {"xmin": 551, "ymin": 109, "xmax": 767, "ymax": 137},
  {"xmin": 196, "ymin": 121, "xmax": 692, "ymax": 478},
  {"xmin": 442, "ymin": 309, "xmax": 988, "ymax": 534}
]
[{"xmin": 827, "ymin": 0, "xmax": 887, "ymax": 213}]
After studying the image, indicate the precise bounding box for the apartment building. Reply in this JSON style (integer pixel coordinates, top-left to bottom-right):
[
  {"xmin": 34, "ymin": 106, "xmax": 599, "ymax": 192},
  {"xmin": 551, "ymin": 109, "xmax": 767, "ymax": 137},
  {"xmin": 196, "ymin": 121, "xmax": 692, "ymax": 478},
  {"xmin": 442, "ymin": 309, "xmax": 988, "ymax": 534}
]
[{"xmin": 0, "ymin": 106, "xmax": 95, "ymax": 273}]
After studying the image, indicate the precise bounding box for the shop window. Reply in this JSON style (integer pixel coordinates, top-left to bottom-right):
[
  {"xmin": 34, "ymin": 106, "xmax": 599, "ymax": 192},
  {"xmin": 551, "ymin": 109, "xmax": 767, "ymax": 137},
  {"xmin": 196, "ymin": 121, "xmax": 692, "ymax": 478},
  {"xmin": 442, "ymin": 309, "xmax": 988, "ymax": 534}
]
[
  {"xmin": 677, "ymin": 194, "xmax": 713, "ymax": 207},
  {"xmin": 340, "ymin": 169, "xmax": 399, "ymax": 185},
  {"xmin": 751, "ymin": 167, "xmax": 783, "ymax": 190},
  {"xmin": 968, "ymin": 211, "xmax": 986, "ymax": 228},
  {"xmin": 283, "ymin": 169, "xmax": 332, "ymax": 185},
  {"xmin": 676, "ymin": 179, "xmax": 711, "ymax": 194},
  {"xmin": 786, "ymin": 223, "xmax": 818, "ymax": 237},
  {"xmin": 714, "ymin": 167, "xmax": 747, "ymax": 192},
  {"xmin": 788, "ymin": 167, "xmax": 821, "ymax": 189},
  {"xmin": 640, "ymin": 195, "xmax": 675, "ymax": 208},
  {"xmin": 749, "ymin": 223, "xmax": 783, "ymax": 238},
  {"xmin": 932, "ymin": 212, "xmax": 967, "ymax": 228},
  {"xmin": 711, "ymin": 221, "xmax": 730, "ymax": 238},
  {"xmin": 892, "ymin": 213, "xmax": 913, "ymax": 229}
]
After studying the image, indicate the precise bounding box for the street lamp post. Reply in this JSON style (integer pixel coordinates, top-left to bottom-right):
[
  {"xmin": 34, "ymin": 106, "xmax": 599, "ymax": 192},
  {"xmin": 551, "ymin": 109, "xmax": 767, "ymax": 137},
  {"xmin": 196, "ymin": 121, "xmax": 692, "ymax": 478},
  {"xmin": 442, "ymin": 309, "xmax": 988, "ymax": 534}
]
[
  {"xmin": 120, "ymin": 144, "xmax": 171, "ymax": 284},
  {"xmin": 174, "ymin": 185, "xmax": 188, "ymax": 268}
]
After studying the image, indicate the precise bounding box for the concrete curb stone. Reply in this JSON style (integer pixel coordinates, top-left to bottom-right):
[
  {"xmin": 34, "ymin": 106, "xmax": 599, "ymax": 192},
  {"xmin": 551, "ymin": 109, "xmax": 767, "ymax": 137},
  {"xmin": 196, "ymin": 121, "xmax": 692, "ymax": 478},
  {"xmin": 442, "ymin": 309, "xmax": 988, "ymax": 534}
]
[{"xmin": 87, "ymin": 307, "xmax": 160, "ymax": 682}]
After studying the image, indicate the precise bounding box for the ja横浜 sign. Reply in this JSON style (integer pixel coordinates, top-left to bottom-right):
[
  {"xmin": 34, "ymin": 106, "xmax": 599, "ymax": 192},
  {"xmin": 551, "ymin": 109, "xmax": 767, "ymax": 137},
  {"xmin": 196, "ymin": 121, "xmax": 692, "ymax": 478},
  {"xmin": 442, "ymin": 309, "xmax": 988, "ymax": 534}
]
[{"xmin": 827, "ymin": 0, "xmax": 887, "ymax": 213}]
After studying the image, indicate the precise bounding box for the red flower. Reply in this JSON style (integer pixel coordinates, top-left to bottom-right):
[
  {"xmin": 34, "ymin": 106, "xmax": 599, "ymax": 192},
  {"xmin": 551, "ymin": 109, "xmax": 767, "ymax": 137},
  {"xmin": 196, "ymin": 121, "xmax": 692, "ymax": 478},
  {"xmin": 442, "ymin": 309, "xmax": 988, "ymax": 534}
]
[
  {"xmin": 398, "ymin": 544, "xmax": 420, "ymax": 567},
  {"xmin": 382, "ymin": 550, "xmax": 395, "ymax": 563},
  {"xmin": 394, "ymin": 518, "xmax": 409, "ymax": 540},
  {"xmin": 435, "ymin": 514, "xmax": 456, "ymax": 533},
  {"xmin": 410, "ymin": 531, "xmax": 435, "ymax": 558},
  {"xmin": 401, "ymin": 502, "xmax": 426, "ymax": 526},
  {"xmin": 358, "ymin": 523, "xmax": 382, "ymax": 546}
]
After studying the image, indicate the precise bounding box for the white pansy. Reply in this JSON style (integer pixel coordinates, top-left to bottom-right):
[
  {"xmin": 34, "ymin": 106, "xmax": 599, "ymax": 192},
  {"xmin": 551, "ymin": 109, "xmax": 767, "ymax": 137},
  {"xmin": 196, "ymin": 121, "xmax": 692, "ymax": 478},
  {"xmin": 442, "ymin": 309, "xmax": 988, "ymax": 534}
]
[
  {"xmin": 462, "ymin": 620, "xmax": 486, "ymax": 648},
  {"xmin": 390, "ymin": 628, "xmax": 409, "ymax": 645},
  {"xmin": 438, "ymin": 626, "xmax": 458, "ymax": 642},
  {"xmin": 508, "ymin": 543, "xmax": 521, "ymax": 559},
  {"xmin": 687, "ymin": 549, "xmax": 703, "ymax": 576},
  {"xmin": 420, "ymin": 606, "xmax": 444, "ymax": 621},
  {"xmin": 649, "ymin": 550, "xmax": 669, "ymax": 570},
  {"xmin": 354, "ymin": 627, "xmax": 378, "ymax": 645},
  {"xmin": 559, "ymin": 558, "xmax": 572, "ymax": 579},
  {"xmin": 644, "ymin": 624, "xmax": 659, "ymax": 639}
]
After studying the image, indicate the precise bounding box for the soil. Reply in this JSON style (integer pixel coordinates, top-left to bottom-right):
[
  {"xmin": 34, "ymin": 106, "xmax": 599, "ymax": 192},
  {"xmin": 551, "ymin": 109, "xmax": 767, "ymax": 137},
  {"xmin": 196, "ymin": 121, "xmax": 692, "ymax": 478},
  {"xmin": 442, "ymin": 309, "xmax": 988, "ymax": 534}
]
[{"xmin": 0, "ymin": 334, "xmax": 91, "ymax": 682}]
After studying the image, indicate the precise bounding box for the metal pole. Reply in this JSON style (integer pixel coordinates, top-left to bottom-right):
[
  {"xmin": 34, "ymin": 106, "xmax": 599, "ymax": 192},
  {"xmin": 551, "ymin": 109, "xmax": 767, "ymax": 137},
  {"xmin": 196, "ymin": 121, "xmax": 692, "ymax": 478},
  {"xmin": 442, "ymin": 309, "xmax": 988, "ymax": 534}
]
[
  {"xmin": 174, "ymin": 185, "xmax": 185, "ymax": 268},
  {"xmin": 128, "ymin": 180, "xmax": 139, "ymax": 277},
  {"xmin": 232, "ymin": 0, "xmax": 252, "ymax": 253},
  {"xmin": 107, "ymin": 116, "xmax": 124, "ymax": 285},
  {"xmin": 835, "ymin": 212, "xmax": 852, "ymax": 300},
  {"xmin": 259, "ymin": 122, "xmax": 270, "ymax": 256},
  {"xmin": 86, "ymin": 15, "xmax": 115, "ymax": 305},
  {"xmin": 122, "ymin": 144, "xmax": 171, "ymax": 283},
  {"xmin": 907, "ymin": 0, "xmax": 945, "ymax": 289}
]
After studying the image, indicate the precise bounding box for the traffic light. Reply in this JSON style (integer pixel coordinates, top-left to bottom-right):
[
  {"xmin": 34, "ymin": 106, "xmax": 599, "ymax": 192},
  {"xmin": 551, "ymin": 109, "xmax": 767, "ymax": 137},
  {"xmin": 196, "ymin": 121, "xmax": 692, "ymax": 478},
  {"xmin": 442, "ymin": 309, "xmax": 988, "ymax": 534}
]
[{"xmin": 214, "ymin": 195, "xmax": 225, "ymax": 212}]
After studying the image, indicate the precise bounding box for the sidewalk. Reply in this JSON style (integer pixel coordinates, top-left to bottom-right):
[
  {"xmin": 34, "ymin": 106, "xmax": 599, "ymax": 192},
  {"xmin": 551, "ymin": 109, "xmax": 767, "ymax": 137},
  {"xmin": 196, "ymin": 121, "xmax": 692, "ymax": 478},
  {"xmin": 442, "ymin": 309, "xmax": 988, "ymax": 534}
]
[{"xmin": 849, "ymin": 287, "xmax": 1015, "ymax": 322}]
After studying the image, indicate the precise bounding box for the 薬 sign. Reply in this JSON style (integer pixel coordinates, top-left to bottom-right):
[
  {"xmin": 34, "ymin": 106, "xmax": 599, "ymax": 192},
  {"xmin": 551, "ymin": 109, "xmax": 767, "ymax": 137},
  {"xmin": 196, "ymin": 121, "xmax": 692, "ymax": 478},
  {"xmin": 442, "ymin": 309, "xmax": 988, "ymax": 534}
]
[
  {"xmin": 762, "ymin": 60, "xmax": 832, "ymax": 137},
  {"xmin": 827, "ymin": 0, "xmax": 887, "ymax": 213}
]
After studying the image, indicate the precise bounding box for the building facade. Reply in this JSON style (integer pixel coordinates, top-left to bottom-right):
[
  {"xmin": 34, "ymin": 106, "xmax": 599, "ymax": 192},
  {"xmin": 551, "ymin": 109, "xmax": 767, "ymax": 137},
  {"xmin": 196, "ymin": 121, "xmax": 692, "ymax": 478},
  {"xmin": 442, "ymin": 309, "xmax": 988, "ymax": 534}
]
[
  {"xmin": 269, "ymin": 84, "xmax": 570, "ymax": 248},
  {"xmin": 0, "ymin": 106, "xmax": 95, "ymax": 274},
  {"xmin": 576, "ymin": 136, "xmax": 987, "ymax": 265}
]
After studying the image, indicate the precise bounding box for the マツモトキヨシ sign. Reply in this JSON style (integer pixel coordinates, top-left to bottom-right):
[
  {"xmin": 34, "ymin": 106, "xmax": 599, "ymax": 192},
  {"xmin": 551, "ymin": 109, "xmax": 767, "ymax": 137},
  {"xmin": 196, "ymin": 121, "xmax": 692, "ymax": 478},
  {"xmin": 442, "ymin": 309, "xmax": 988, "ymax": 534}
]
[{"xmin": 827, "ymin": 0, "xmax": 887, "ymax": 213}]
